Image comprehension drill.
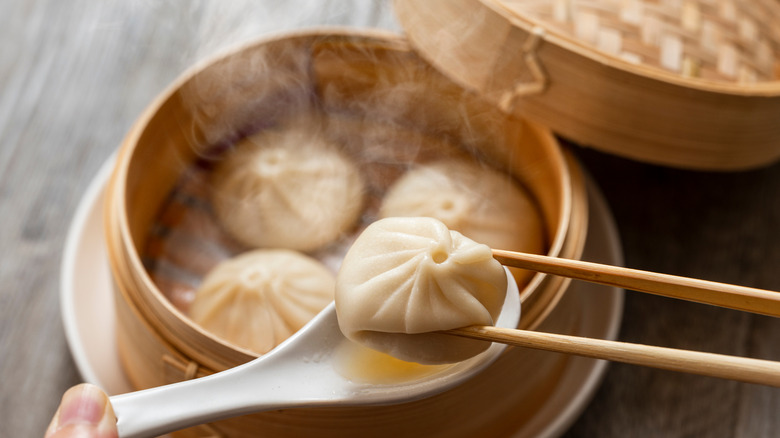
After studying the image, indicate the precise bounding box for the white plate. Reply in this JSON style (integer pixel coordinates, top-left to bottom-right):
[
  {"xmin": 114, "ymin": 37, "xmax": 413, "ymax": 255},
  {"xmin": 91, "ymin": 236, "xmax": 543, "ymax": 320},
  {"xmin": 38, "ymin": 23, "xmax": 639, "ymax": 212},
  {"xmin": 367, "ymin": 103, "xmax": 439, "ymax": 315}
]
[{"xmin": 60, "ymin": 157, "xmax": 623, "ymax": 437}]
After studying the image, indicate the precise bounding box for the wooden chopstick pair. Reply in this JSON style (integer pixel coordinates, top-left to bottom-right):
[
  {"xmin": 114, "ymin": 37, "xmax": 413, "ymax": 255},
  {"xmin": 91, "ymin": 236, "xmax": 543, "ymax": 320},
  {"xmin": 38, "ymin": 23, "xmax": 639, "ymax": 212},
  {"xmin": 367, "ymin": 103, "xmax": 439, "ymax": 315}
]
[{"xmin": 444, "ymin": 249, "xmax": 780, "ymax": 387}]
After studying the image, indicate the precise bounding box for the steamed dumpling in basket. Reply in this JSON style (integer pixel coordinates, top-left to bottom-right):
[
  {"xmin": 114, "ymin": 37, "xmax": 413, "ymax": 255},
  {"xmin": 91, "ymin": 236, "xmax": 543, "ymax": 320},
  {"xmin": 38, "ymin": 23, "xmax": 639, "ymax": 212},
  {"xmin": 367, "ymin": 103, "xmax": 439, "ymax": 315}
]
[
  {"xmin": 379, "ymin": 159, "xmax": 545, "ymax": 285},
  {"xmin": 190, "ymin": 249, "xmax": 335, "ymax": 354},
  {"xmin": 210, "ymin": 125, "xmax": 365, "ymax": 253}
]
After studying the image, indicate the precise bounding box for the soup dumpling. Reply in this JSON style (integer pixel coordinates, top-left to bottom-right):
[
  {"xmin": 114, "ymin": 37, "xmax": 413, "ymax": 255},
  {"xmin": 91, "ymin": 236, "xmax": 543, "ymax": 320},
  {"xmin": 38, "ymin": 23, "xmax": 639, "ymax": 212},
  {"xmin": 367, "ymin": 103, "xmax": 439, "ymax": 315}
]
[
  {"xmin": 335, "ymin": 217, "xmax": 508, "ymax": 364},
  {"xmin": 211, "ymin": 126, "xmax": 364, "ymax": 252},
  {"xmin": 379, "ymin": 159, "xmax": 545, "ymax": 284},
  {"xmin": 190, "ymin": 249, "xmax": 335, "ymax": 354}
]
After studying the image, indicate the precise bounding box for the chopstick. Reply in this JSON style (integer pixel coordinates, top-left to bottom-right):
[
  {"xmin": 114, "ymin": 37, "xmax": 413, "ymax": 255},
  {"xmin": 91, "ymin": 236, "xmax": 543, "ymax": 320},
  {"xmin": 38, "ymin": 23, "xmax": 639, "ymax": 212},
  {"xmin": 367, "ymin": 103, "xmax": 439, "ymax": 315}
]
[
  {"xmin": 444, "ymin": 249, "xmax": 780, "ymax": 386},
  {"xmin": 445, "ymin": 325, "xmax": 780, "ymax": 387},
  {"xmin": 492, "ymin": 249, "xmax": 780, "ymax": 317}
]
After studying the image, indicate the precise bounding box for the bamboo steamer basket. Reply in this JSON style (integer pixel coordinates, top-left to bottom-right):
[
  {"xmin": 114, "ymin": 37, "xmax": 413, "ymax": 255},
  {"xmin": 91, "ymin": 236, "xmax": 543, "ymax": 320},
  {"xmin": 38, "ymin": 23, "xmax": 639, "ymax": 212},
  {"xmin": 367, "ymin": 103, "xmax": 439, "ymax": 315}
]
[
  {"xmin": 395, "ymin": 0, "xmax": 780, "ymax": 171},
  {"xmin": 104, "ymin": 29, "xmax": 589, "ymax": 437}
]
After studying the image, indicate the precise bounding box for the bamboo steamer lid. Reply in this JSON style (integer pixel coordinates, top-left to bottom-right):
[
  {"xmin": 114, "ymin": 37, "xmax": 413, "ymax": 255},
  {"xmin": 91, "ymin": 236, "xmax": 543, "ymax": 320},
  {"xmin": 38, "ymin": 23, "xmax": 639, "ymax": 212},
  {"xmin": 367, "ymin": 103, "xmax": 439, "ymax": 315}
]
[{"xmin": 394, "ymin": 0, "xmax": 780, "ymax": 171}]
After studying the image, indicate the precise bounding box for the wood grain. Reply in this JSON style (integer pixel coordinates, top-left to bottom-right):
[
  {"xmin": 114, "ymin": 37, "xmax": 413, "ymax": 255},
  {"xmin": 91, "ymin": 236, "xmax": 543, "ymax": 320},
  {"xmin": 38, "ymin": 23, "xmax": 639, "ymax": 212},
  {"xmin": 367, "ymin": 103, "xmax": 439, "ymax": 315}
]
[{"xmin": 0, "ymin": 1, "xmax": 778, "ymax": 437}]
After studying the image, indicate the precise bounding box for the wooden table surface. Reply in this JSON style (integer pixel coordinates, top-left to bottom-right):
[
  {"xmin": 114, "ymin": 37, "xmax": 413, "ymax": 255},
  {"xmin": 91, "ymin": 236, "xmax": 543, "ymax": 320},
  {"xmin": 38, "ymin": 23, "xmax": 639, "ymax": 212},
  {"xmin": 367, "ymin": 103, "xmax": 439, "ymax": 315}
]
[{"xmin": 2, "ymin": 1, "xmax": 779, "ymax": 437}]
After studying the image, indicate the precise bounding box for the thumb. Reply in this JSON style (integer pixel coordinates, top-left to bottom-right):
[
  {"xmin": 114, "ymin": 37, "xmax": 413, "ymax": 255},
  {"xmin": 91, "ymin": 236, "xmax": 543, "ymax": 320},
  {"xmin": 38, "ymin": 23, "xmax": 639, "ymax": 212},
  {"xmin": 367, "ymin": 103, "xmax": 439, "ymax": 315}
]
[{"xmin": 46, "ymin": 384, "xmax": 118, "ymax": 438}]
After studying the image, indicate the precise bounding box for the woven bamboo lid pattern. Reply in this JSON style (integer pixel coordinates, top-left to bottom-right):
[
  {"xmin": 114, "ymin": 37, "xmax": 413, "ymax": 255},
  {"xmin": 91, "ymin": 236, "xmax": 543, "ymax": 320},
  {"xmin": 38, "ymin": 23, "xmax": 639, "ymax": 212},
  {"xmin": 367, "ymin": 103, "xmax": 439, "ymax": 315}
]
[
  {"xmin": 501, "ymin": 0, "xmax": 780, "ymax": 83},
  {"xmin": 394, "ymin": 0, "xmax": 780, "ymax": 170}
]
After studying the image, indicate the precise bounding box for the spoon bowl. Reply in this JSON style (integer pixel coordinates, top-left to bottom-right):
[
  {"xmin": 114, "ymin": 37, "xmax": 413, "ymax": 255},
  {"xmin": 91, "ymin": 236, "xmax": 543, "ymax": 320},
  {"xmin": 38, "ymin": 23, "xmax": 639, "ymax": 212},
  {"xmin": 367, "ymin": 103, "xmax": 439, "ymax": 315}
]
[{"xmin": 110, "ymin": 268, "xmax": 521, "ymax": 438}]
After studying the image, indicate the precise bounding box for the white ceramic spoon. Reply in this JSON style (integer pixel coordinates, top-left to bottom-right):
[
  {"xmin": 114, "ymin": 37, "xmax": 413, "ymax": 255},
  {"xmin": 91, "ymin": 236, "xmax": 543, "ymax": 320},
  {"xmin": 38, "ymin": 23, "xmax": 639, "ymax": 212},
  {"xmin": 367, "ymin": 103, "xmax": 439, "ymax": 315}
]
[{"xmin": 110, "ymin": 268, "xmax": 520, "ymax": 438}]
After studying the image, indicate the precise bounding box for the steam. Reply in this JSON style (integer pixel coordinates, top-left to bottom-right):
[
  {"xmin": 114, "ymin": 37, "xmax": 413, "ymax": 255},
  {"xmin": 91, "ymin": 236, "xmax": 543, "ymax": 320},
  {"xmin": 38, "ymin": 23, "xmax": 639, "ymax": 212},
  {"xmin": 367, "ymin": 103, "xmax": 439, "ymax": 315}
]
[{"xmin": 130, "ymin": 0, "xmax": 538, "ymax": 317}]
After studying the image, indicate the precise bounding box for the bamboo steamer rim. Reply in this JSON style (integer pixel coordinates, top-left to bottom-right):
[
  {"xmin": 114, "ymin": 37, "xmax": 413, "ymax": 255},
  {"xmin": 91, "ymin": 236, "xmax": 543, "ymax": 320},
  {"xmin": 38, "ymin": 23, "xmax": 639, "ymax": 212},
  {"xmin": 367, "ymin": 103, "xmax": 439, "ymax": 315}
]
[
  {"xmin": 105, "ymin": 27, "xmax": 580, "ymax": 372},
  {"xmin": 105, "ymin": 42, "xmax": 261, "ymax": 365},
  {"xmin": 516, "ymin": 150, "xmax": 589, "ymax": 330},
  {"xmin": 483, "ymin": 0, "xmax": 780, "ymax": 96}
]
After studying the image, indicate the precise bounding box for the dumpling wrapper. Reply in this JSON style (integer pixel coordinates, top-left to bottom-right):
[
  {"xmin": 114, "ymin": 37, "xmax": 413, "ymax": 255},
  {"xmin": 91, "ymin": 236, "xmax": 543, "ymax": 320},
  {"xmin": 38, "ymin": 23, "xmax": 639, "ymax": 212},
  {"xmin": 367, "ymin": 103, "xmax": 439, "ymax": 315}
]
[
  {"xmin": 211, "ymin": 126, "xmax": 364, "ymax": 252},
  {"xmin": 190, "ymin": 249, "xmax": 335, "ymax": 355},
  {"xmin": 335, "ymin": 217, "xmax": 508, "ymax": 364}
]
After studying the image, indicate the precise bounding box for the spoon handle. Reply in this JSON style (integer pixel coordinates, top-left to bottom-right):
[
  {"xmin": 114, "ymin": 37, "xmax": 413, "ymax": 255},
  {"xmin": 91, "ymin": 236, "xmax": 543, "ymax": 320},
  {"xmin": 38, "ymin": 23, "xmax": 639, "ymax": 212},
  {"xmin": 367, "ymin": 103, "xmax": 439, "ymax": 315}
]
[
  {"xmin": 493, "ymin": 249, "xmax": 780, "ymax": 317},
  {"xmin": 447, "ymin": 326, "xmax": 780, "ymax": 387},
  {"xmin": 110, "ymin": 361, "xmax": 283, "ymax": 438}
]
